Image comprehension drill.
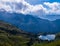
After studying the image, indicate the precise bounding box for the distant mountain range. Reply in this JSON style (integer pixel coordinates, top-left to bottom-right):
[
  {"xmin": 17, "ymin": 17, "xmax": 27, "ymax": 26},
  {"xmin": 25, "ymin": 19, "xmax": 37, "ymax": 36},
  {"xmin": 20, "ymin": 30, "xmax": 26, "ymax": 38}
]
[
  {"xmin": 41, "ymin": 15, "xmax": 60, "ymax": 21},
  {"xmin": 0, "ymin": 11, "xmax": 60, "ymax": 34}
]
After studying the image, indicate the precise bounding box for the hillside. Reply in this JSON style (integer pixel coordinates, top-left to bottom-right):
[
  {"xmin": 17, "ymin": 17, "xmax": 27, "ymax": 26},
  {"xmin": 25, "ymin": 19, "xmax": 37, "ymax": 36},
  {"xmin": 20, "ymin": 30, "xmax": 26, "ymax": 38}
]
[
  {"xmin": 0, "ymin": 21, "xmax": 33, "ymax": 46},
  {"xmin": 0, "ymin": 21, "xmax": 60, "ymax": 46}
]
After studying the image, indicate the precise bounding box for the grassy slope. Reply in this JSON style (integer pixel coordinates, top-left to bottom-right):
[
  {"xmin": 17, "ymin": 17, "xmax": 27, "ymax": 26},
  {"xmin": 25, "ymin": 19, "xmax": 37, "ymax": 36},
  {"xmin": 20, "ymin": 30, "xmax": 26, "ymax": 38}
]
[
  {"xmin": 0, "ymin": 21, "xmax": 60, "ymax": 46},
  {"xmin": 32, "ymin": 40, "xmax": 60, "ymax": 46},
  {"xmin": 0, "ymin": 21, "xmax": 30, "ymax": 46}
]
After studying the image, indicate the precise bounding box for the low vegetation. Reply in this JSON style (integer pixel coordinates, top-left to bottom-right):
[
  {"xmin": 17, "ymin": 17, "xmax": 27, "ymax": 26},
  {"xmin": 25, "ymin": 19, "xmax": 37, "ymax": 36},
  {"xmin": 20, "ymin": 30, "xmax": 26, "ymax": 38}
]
[{"xmin": 0, "ymin": 21, "xmax": 60, "ymax": 46}]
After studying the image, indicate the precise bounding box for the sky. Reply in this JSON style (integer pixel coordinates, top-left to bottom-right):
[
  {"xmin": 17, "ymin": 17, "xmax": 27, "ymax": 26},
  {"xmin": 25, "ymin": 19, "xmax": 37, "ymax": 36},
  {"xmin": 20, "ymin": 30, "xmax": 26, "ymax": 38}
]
[
  {"xmin": 25, "ymin": 0, "xmax": 60, "ymax": 5},
  {"xmin": 0, "ymin": 0, "xmax": 60, "ymax": 20}
]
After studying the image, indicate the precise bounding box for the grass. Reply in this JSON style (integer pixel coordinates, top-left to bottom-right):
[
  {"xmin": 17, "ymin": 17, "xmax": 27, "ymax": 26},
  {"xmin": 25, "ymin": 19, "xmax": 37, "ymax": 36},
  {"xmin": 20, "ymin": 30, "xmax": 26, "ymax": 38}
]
[{"xmin": 0, "ymin": 21, "xmax": 60, "ymax": 46}]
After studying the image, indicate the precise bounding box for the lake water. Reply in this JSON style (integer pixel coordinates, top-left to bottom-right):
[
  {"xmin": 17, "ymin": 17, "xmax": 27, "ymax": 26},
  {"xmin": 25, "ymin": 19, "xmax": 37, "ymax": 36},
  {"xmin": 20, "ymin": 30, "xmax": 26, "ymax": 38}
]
[{"xmin": 38, "ymin": 34, "xmax": 56, "ymax": 41}]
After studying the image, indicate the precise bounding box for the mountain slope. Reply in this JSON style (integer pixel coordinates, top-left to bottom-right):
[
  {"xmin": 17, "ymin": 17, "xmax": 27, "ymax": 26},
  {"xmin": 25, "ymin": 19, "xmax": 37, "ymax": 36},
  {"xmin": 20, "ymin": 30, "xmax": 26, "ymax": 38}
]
[
  {"xmin": 53, "ymin": 19, "xmax": 60, "ymax": 32},
  {"xmin": 0, "ymin": 11, "xmax": 60, "ymax": 34},
  {"xmin": 0, "ymin": 20, "xmax": 60, "ymax": 46},
  {"xmin": 42, "ymin": 15, "xmax": 60, "ymax": 21},
  {"xmin": 0, "ymin": 21, "xmax": 32, "ymax": 46}
]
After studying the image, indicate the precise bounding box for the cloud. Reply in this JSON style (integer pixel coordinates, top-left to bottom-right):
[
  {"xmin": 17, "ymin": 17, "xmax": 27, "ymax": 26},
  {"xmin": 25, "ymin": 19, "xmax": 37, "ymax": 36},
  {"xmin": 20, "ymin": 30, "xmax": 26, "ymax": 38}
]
[
  {"xmin": 30, "ymin": 2, "xmax": 60, "ymax": 16},
  {"xmin": 44, "ymin": 2, "xmax": 60, "ymax": 15},
  {"xmin": 0, "ymin": 0, "xmax": 60, "ymax": 16},
  {"xmin": 0, "ymin": 0, "xmax": 31, "ymax": 13}
]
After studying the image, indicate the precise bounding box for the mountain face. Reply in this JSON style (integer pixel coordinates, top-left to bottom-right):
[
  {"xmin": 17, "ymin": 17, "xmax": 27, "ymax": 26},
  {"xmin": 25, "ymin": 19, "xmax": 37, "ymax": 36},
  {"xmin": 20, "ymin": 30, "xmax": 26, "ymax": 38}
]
[
  {"xmin": 53, "ymin": 19, "xmax": 60, "ymax": 32},
  {"xmin": 0, "ymin": 11, "xmax": 60, "ymax": 34},
  {"xmin": 42, "ymin": 15, "xmax": 60, "ymax": 21},
  {"xmin": 0, "ymin": 21, "xmax": 34, "ymax": 46}
]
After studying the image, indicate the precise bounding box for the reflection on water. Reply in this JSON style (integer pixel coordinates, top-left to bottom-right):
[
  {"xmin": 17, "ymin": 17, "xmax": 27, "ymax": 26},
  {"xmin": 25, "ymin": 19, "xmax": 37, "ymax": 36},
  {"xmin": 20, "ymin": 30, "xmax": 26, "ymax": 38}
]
[{"xmin": 38, "ymin": 34, "xmax": 56, "ymax": 41}]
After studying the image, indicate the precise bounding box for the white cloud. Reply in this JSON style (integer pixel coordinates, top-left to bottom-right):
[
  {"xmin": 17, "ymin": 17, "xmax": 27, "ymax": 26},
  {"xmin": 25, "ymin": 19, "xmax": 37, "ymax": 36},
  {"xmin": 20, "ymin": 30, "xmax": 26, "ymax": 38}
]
[
  {"xmin": 0, "ymin": 0, "xmax": 60, "ymax": 16},
  {"xmin": 44, "ymin": 2, "xmax": 60, "ymax": 15},
  {"xmin": 0, "ymin": 0, "xmax": 30, "ymax": 13}
]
